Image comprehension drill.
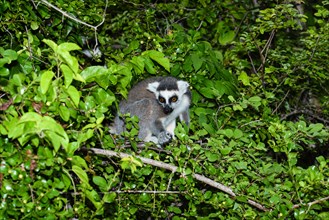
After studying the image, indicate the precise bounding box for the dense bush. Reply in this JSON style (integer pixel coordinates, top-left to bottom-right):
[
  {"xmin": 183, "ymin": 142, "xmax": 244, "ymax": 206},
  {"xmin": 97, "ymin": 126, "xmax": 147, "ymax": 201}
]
[{"xmin": 1, "ymin": 0, "xmax": 329, "ymax": 219}]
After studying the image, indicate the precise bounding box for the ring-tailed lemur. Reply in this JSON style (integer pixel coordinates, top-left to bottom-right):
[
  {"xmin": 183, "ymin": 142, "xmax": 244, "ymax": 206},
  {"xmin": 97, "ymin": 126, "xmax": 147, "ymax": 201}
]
[{"xmin": 111, "ymin": 76, "xmax": 191, "ymax": 146}]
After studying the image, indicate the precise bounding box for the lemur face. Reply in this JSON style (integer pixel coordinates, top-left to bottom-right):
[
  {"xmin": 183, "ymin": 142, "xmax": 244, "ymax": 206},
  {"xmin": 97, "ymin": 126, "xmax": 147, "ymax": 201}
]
[{"xmin": 147, "ymin": 78, "xmax": 189, "ymax": 114}]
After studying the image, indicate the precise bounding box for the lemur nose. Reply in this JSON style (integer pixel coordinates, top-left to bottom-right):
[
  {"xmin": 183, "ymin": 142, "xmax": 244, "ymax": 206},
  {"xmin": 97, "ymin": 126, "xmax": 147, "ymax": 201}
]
[{"xmin": 163, "ymin": 105, "xmax": 173, "ymax": 114}]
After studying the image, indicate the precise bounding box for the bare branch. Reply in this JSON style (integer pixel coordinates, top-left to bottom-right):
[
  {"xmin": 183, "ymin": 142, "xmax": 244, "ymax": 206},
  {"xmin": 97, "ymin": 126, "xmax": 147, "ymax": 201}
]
[
  {"xmin": 90, "ymin": 147, "xmax": 270, "ymax": 211},
  {"xmin": 114, "ymin": 190, "xmax": 184, "ymax": 194},
  {"xmin": 281, "ymin": 109, "xmax": 329, "ymax": 124}
]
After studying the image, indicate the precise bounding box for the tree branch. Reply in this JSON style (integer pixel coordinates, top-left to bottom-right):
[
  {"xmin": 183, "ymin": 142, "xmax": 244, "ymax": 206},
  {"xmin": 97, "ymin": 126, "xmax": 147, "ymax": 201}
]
[
  {"xmin": 292, "ymin": 196, "xmax": 329, "ymax": 210},
  {"xmin": 281, "ymin": 109, "xmax": 329, "ymax": 124},
  {"xmin": 32, "ymin": 0, "xmax": 107, "ymax": 41},
  {"xmin": 90, "ymin": 148, "xmax": 270, "ymax": 212}
]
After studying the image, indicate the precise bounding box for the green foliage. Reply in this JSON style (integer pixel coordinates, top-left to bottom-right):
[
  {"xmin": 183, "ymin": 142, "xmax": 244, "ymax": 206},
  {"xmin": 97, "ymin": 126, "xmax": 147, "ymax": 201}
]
[{"xmin": 1, "ymin": 0, "xmax": 329, "ymax": 219}]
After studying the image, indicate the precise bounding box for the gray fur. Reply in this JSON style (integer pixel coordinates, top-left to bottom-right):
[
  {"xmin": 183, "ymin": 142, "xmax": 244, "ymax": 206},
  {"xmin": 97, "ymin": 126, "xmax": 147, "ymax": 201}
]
[{"xmin": 111, "ymin": 76, "xmax": 191, "ymax": 146}]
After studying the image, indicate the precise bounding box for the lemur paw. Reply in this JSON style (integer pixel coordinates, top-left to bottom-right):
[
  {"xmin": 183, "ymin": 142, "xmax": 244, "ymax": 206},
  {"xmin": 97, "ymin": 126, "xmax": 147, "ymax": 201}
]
[{"xmin": 158, "ymin": 131, "xmax": 172, "ymax": 146}]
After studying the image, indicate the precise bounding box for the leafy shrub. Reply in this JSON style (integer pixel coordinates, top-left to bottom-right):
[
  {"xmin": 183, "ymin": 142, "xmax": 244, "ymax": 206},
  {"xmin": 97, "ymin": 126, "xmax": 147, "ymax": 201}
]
[{"xmin": 1, "ymin": 0, "xmax": 329, "ymax": 219}]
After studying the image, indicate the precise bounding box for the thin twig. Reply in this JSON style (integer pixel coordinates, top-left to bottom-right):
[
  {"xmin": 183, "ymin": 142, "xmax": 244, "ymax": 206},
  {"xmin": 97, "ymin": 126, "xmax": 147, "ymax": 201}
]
[
  {"xmin": 272, "ymin": 90, "xmax": 290, "ymax": 114},
  {"xmin": 292, "ymin": 196, "xmax": 329, "ymax": 209},
  {"xmin": 24, "ymin": 26, "xmax": 33, "ymax": 60},
  {"xmin": 308, "ymin": 35, "xmax": 321, "ymax": 62},
  {"xmin": 239, "ymin": 119, "xmax": 262, "ymax": 128},
  {"xmin": 196, "ymin": 21, "xmax": 204, "ymax": 31},
  {"xmin": 247, "ymin": 51, "xmax": 258, "ymax": 75},
  {"xmin": 4, "ymin": 27, "xmax": 13, "ymax": 48}
]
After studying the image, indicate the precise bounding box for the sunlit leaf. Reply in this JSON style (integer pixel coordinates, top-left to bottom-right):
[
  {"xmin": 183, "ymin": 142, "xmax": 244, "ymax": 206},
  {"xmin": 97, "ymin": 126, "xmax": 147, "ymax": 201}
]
[
  {"xmin": 66, "ymin": 85, "xmax": 80, "ymax": 107},
  {"xmin": 218, "ymin": 30, "xmax": 235, "ymax": 45},
  {"xmin": 143, "ymin": 50, "xmax": 170, "ymax": 72},
  {"xmin": 40, "ymin": 71, "xmax": 54, "ymax": 94}
]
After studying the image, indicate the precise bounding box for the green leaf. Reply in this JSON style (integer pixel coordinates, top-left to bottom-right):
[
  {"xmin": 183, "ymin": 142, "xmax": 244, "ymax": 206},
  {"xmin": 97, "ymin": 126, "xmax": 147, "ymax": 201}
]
[
  {"xmin": 43, "ymin": 39, "xmax": 58, "ymax": 52},
  {"xmin": 44, "ymin": 131, "xmax": 61, "ymax": 151},
  {"xmin": 143, "ymin": 57, "xmax": 156, "ymax": 74},
  {"xmin": 199, "ymin": 87, "xmax": 215, "ymax": 99},
  {"xmin": 248, "ymin": 96, "xmax": 262, "ymax": 108},
  {"xmin": 71, "ymin": 156, "xmax": 88, "ymax": 169},
  {"xmin": 238, "ymin": 71, "xmax": 250, "ymax": 86},
  {"xmin": 41, "ymin": 116, "xmax": 69, "ymax": 151},
  {"xmin": 191, "ymin": 53, "xmax": 203, "ymax": 71},
  {"xmin": 59, "ymin": 105, "xmax": 70, "ymax": 121},
  {"xmin": 81, "ymin": 66, "xmax": 109, "ymax": 82},
  {"xmin": 66, "ymin": 142, "xmax": 80, "ymax": 155},
  {"xmin": 169, "ymin": 206, "xmax": 182, "ymax": 214},
  {"xmin": 143, "ymin": 50, "xmax": 170, "ymax": 72},
  {"xmin": 218, "ymin": 30, "xmax": 235, "ymax": 45},
  {"xmin": 103, "ymin": 193, "xmax": 116, "ymax": 203},
  {"xmin": 66, "ymin": 85, "xmax": 80, "ymax": 107},
  {"xmin": 233, "ymin": 161, "xmax": 248, "ymax": 170},
  {"xmin": 0, "ymin": 67, "xmax": 10, "ymax": 76},
  {"xmin": 2, "ymin": 49, "xmax": 18, "ymax": 61},
  {"xmin": 19, "ymin": 112, "xmax": 43, "ymax": 123},
  {"xmin": 309, "ymin": 123, "xmax": 324, "ymax": 133},
  {"xmin": 85, "ymin": 189, "xmax": 102, "ymax": 209},
  {"xmin": 58, "ymin": 42, "xmax": 81, "ymax": 52},
  {"xmin": 60, "ymin": 64, "xmax": 73, "ymax": 88},
  {"xmin": 77, "ymin": 129, "xmax": 94, "ymax": 144},
  {"xmin": 269, "ymin": 194, "xmax": 281, "ymax": 204},
  {"xmin": 130, "ymin": 56, "xmax": 145, "ymax": 74},
  {"xmin": 8, "ymin": 121, "xmax": 31, "ymax": 140},
  {"xmin": 220, "ymin": 147, "xmax": 232, "ymax": 155},
  {"xmin": 233, "ymin": 129, "xmax": 243, "ymax": 139},
  {"xmin": 222, "ymin": 129, "xmax": 233, "ymax": 138},
  {"xmin": 248, "ymin": 96, "xmax": 262, "ymax": 103},
  {"xmin": 57, "ymin": 47, "xmax": 79, "ymax": 74},
  {"xmin": 40, "ymin": 71, "xmax": 54, "ymax": 94},
  {"xmin": 92, "ymin": 88, "xmax": 116, "ymax": 107},
  {"xmin": 183, "ymin": 55, "xmax": 193, "ymax": 73},
  {"xmin": 123, "ymin": 40, "xmax": 139, "ymax": 54},
  {"xmin": 0, "ymin": 57, "xmax": 10, "ymax": 67},
  {"xmin": 205, "ymin": 151, "xmax": 219, "ymax": 162},
  {"xmin": 31, "ymin": 21, "xmax": 39, "ymax": 30},
  {"xmin": 93, "ymin": 176, "xmax": 107, "ymax": 188},
  {"xmin": 72, "ymin": 165, "xmax": 89, "ymax": 187}
]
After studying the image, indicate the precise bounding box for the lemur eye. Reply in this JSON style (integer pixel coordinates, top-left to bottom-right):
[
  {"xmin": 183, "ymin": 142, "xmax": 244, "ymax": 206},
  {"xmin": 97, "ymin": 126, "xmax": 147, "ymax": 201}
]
[
  {"xmin": 159, "ymin": 97, "xmax": 165, "ymax": 103},
  {"xmin": 170, "ymin": 96, "xmax": 178, "ymax": 103}
]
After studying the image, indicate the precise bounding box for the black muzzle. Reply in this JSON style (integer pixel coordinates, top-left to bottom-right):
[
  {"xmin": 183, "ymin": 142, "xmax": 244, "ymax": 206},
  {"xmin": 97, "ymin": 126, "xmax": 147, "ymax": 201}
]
[{"xmin": 163, "ymin": 105, "xmax": 173, "ymax": 114}]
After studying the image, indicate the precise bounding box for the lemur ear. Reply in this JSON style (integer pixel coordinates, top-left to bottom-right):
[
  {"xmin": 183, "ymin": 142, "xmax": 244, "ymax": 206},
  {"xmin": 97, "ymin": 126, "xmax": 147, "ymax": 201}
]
[
  {"xmin": 177, "ymin": 81, "xmax": 189, "ymax": 93},
  {"xmin": 147, "ymin": 82, "xmax": 160, "ymax": 93}
]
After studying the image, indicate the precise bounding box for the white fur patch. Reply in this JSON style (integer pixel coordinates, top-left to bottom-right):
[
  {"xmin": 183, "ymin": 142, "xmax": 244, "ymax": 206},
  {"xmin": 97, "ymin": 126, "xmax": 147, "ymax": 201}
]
[
  {"xmin": 163, "ymin": 94, "xmax": 190, "ymax": 128},
  {"xmin": 166, "ymin": 120, "xmax": 176, "ymax": 136},
  {"xmin": 147, "ymin": 82, "xmax": 160, "ymax": 93},
  {"xmin": 177, "ymin": 81, "xmax": 189, "ymax": 94}
]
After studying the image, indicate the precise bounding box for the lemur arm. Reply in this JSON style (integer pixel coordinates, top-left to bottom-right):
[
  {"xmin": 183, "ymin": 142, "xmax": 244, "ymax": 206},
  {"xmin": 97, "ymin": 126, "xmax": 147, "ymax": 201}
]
[{"xmin": 163, "ymin": 94, "xmax": 190, "ymax": 128}]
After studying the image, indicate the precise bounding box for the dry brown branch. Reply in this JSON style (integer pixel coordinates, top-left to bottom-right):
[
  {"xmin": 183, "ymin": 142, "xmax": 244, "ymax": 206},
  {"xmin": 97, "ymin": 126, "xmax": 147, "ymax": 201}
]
[{"xmin": 90, "ymin": 147, "xmax": 270, "ymax": 212}]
